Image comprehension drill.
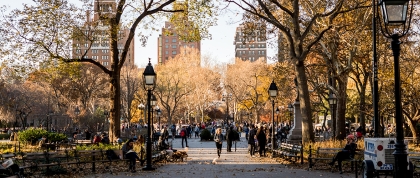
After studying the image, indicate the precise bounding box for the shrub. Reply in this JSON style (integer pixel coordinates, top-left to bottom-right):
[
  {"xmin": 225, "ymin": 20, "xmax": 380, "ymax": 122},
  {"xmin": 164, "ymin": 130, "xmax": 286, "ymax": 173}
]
[
  {"xmin": 0, "ymin": 134, "xmax": 10, "ymax": 140},
  {"xmin": 18, "ymin": 128, "xmax": 67, "ymax": 144},
  {"xmin": 200, "ymin": 129, "xmax": 212, "ymax": 141}
]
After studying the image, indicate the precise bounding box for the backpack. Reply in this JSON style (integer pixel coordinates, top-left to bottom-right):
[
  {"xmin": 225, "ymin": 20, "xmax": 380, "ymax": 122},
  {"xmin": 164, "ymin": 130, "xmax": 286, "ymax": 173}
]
[
  {"xmin": 180, "ymin": 130, "xmax": 185, "ymax": 137},
  {"xmin": 106, "ymin": 149, "xmax": 119, "ymax": 160},
  {"xmin": 171, "ymin": 126, "xmax": 176, "ymax": 132},
  {"xmin": 214, "ymin": 134, "xmax": 220, "ymax": 142}
]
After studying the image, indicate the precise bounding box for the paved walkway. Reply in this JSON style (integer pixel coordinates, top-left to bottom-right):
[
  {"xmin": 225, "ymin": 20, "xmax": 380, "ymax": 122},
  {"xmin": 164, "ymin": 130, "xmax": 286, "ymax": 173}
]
[{"xmin": 85, "ymin": 136, "xmax": 355, "ymax": 178}]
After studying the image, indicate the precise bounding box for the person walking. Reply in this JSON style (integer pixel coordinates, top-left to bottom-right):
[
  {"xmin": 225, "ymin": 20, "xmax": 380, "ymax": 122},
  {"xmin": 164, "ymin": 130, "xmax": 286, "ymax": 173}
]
[
  {"xmin": 171, "ymin": 124, "xmax": 176, "ymax": 140},
  {"xmin": 256, "ymin": 125, "xmax": 267, "ymax": 157},
  {"xmin": 214, "ymin": 128, "xmax": 223, "ymax": 158},
  {"xmin": 180, "ymin": 126, "xmax": 188, "ymax": 148},
  {"xmin": 194, "ymin": 125, "xmax": 200, "ymax": 138},
  {"xmin": 226, "ymin": 127, "xmax": 234, "ymax": 152},
  {"xmin": 248, "ymin": 125, "xmax": 257, "ymax": 157}
]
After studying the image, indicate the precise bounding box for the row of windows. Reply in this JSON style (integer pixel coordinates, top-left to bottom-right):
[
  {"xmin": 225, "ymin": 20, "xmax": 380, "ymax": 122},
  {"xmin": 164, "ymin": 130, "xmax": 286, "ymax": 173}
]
[
  {"xmin": 237, "ymin": 44, "xmax": 266, "ymax": 48},
  {"xmin": 165, "ymin": 38, "xmax": 177, "ymax": 43},
  {"xmin": 237, "ymin": 50, "xmax": 265, "ymax": 55},
  {"xmin": 164, "ymin": 44, "xmax": 195, "ymax": 49},
  {"xmin": 241, "ymin": 57, "xmax": 265, "ymax": 61},
  {"xmin": 237, "ymin": 31, "xmax": 264, "ymax": 36},
  {"xmin": 238, "ymin": 37, "xmax": 264, "ymax": 42},
  {"xmin": 164, "ymin": 51, "xmax": 177, "ymax": 55}
]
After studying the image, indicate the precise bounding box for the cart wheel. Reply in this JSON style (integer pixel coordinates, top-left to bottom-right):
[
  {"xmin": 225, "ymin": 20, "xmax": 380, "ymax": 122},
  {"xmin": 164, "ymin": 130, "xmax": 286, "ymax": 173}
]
[{"xmin": 361, "ymin": 160, "xmax": 374, "ymax": 178}]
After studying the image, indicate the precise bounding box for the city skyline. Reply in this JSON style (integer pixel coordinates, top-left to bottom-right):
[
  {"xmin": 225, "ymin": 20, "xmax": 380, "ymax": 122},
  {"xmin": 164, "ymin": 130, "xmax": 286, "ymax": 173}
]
[{"xmin": 5, "ymin": 0, "xmax": 264, "ymax": 68}]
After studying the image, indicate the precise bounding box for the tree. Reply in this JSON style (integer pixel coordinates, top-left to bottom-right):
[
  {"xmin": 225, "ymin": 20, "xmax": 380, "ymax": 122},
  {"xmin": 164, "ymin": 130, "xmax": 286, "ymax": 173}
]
[
  {"xmin": 1, "ymin": 0, "xmax": 216, "ymax": 141},
  {"xmin": 225, "ymin": 58, "xmax": 270, "ymax": 123},
  {"xmin": 225, "ymin": 0, "xmax": 368, "ymax": 142}
]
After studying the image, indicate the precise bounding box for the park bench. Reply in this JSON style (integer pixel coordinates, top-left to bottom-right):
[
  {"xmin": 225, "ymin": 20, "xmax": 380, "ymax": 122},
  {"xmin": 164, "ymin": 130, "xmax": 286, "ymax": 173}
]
[
  {"xmin": 74, "ymin": 140, "xmax": 92, "ymax": 145},
  {"xmin": 273, "ymin": 143, "xmax": 303, "ymax": 164},
  {"xmin": 408, "ymin": 152, "xmax": 420, "ymax": 176},
  {"xmin": 2, "ymin": 147, "xmax": 169, "ymax": 176},
  {"xmin": 308, "ymin": 145, "xmax": 362, "ymax": 174}
]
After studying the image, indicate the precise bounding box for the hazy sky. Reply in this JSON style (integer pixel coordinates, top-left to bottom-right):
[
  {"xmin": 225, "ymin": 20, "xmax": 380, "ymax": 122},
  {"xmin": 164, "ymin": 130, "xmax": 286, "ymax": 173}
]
[{"xmin": 2, "ymin": 0, "xmax": 249, "ymax": 68}]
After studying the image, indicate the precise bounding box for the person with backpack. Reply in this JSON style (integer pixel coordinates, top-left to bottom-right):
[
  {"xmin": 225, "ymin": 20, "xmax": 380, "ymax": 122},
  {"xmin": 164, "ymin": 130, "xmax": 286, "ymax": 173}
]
[
  {"xmin": 214, "ymin": 128, "xmax": 223, "ymax": 158},
  {"xmin": 180, "ymin": 126, "xmax": 188, "ymax": 148}
]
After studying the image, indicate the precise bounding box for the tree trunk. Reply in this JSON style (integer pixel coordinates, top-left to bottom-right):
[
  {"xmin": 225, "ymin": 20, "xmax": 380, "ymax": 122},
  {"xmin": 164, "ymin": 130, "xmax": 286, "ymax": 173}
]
[
  {"xmin": 295, "ymin": 60, "xmax": 315, "ymax": 142},
  {"xmin": 108, "ymin": 70, "xmax": 121, "ymax": 143},
  {"xmin": 336, "ymin": 75, "xmax": 348, "ymax": 140},
  {"xmin": 407, "ymin": 119, "xmax": 418, "ymax": 140}
]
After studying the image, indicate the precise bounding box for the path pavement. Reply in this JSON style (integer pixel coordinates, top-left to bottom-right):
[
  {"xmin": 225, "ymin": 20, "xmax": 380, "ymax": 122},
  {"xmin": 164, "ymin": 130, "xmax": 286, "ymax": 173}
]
[{"xmin": 84, "ymin": 135, "xmax": 355, "ymax": 178}]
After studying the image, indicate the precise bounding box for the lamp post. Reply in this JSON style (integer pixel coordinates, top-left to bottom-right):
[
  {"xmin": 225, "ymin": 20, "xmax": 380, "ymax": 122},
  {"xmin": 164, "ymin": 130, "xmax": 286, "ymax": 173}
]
[
  {"xmin": 74, "ymin": 106, "xmax": 80, "ymax": 133},
  {"xmin": 104, "ymin": 110, "xmax": 109, "ymax": 132},
  {"xmin": 268, "ymin": 81, "xmax": 278, "ymax": 157},
  {"xmin": 142, "ymin": 59, "xmax": 157, "ymax": 171},
  {"xmin": 378, "ymin": 0, "xmax": 413, "ymax": 177},
  {"xmin": 328, "ymin": 93, "xmax": 337, "ymax": 139},
  {"xmin": 138, "ymin": 104, "xmax": 145, "ymax": 126},
  {"xmin": 287, "ymin": 104, "xmax": 293, "ymax": 127},
  {"xmin": 276, "ymin": 107, "xmax": 280, "ymax": 126},
  {"xmin": 156, "ymin": 107, "xmax": 161, "ymax": 131},
  {"xmin": 222, "ymin": 93, "xmax": 232, "ymax": 126},
  {"xmin": 151, "ymin": 94, "xmax": 157, "ymax": 133}
]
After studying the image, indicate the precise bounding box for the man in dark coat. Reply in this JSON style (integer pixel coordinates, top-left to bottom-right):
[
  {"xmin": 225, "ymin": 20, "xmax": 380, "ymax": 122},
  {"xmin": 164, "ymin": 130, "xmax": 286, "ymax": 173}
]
[
  {"xmin": 248, "ymin": 125, "xmax": 256, "ymax": 157},
  {"xmin": 226, "ymin": 127, "xmax": 234, "ymax": 152}
]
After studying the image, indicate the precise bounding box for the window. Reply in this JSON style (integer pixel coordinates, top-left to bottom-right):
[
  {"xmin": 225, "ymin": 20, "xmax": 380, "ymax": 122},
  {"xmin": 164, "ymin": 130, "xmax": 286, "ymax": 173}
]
[
  {"xmin": 165, "ymin": 51, "xmax": 168, "ymax": 54},
  {"xmin": 102, "ymin": 49, "xmax": 109, "ymax": 53},
  {"xmin": 84, "ymin": 43, "xmax": 89, "ymax": 47},
  {"xmin": 172, "ymin": 38, "xmax": 177, "ymax": 43},
  {"xmin": 165, "ymin": 39, "xmax": 169, "ymax": 43},
  {"xmin": 103, "ymin": 62, "xmax": 109, "ymax": 66},
  {"xmin": 102, "ymin": 56, "xmax": 109, "ymax": 60},
  {"xmin": 92, "ymin": 56, "xmax": 98, "ymax": 60},
  {"xmin": 76, "ymin": 49, "xmax": 81, "ymax": 54},
  {"xmin": 262, "ymin": 51, "xmax": 265, "ymax": 54},
  {"xmin": 172, "ymin": 45, "xmax": 177, "ymax": 49},
  {"xmin": 191, "ymin": 44, "xmax": 194, "ymax": 48},
  {"xmin": 165, "ymin": 45, "xmax": 169, "ymax": 49},
  {"xmin": 172, "ymin": 51, "xmax": 177, "ymax": 54}
]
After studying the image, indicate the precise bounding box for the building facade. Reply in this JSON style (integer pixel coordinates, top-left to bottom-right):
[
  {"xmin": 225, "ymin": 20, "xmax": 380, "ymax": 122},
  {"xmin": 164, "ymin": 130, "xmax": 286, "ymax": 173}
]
[
  {"xmin": 233, "ymin": 23, "xmax": 267, "ymax": 62},
  {"xmin": 72, "ymin": 0, "xmax": 135, "ymax": 68},
  {"xmin": 157, "ymin": 22, "xmax": 201, "ymax": 64}
]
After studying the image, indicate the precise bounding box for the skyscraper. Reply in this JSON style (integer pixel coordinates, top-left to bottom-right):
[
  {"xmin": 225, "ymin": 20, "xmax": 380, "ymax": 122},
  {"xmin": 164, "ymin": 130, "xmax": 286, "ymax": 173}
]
[
  {"xmin": 157, "ymin": 22, "xmax": 201, "ymax": 64},
  {"xmin": 233, "ymin": 23, "xmax": 267, "ymax": 62},
  {"xmin": 72, "ymin": 0, "xmax": 135, "ymax": 68}
]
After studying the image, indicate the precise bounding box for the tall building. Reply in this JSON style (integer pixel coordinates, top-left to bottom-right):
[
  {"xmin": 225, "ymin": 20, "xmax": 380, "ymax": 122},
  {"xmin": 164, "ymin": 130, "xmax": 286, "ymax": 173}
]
[
  {"xmin": 72, "ymin": 0, "xmax": 135, "ymax": 68},
  {"xmin": 233, "ymin": 23, "xmax": 267, "ymax": 62},
  {"xmin": 157, "ymin": 22, "xmax": 201, "ymax": 64}
]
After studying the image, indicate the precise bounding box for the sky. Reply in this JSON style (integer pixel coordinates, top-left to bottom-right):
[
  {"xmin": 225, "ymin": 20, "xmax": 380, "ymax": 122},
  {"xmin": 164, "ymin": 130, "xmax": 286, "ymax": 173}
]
[{"xmin": 2, "ymin": 0, "xmax": 257, "ymax": 68}]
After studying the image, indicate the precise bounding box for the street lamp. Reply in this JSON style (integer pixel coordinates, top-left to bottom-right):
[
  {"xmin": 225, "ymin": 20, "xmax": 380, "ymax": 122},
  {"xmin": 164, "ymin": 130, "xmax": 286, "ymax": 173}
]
[
  {"xmin": 287, "ymin": 104, "xmax": 293, "ymax": 126},
  {"xmin": 328, "ymin": 93, "xmax": 337, "ymax": 139},
  {"xmin": 268, "ymin": 80, "xmax": 278, "ymax": 157},
  {"xmin": 222, "ymin": 93, "xmax": 232, "ymax": 126},
  {"xmin": 142, "ymin": 59, "xmax": 156, "ymax": 171},
  {"xmin": 378, "ymin": 0, "xmax": 413, "ymax": 177}
]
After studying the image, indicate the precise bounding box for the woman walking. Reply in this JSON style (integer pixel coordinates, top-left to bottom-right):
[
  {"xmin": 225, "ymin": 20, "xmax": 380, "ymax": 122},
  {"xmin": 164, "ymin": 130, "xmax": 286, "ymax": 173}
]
[
  {"xmin": 256, "ymin": 125, "xmax": 267, "ymax": 157},
  {"xmin": 214, "ymin": 128, "xmax": 223, "ymax": 158}
]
